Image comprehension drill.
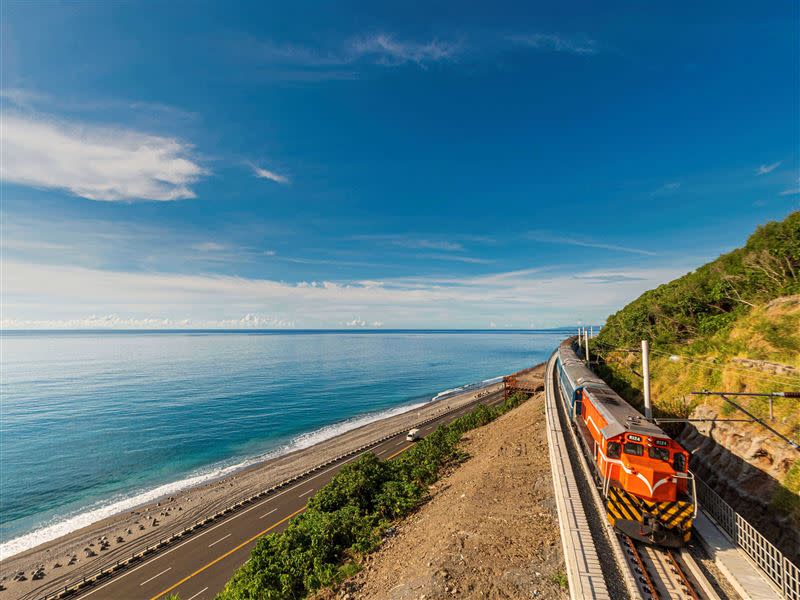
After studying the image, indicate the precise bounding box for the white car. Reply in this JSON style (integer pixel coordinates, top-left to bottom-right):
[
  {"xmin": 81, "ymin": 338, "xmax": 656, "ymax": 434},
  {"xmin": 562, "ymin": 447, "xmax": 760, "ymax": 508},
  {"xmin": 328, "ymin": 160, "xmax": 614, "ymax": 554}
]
[{"xmin": 406, "ymin": 428, "xmax": 421, "ymax": 442}]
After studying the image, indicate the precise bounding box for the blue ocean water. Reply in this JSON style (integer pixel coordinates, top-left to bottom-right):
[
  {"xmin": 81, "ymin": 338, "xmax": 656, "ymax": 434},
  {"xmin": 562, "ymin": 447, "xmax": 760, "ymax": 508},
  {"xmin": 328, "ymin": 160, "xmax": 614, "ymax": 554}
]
[{"xmin": 0, "ymin": 330, "xmax": 566, "ymax": 557}]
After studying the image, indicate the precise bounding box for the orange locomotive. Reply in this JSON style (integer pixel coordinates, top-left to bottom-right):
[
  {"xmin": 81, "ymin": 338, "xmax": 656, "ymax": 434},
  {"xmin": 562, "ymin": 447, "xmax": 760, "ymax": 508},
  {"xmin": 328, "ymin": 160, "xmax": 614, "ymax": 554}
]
[{"xmin": 556, "ymin": 339, "xmax": 696, "ymax": 547}]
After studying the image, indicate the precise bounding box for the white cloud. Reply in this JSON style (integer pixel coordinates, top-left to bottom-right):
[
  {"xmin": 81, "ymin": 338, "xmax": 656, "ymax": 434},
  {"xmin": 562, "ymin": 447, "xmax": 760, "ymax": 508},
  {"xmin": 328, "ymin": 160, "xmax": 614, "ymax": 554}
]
[
  {"xmin": 756, "ymin": 161, "xmax": 782, "ymax": 175},
  {"xmin": 510, "ymin": 33, "xmax": 598, "ymax": 55},
  {"xmin": 2, "ymin": 259, "xmax": 689, "ymax": 329},
  {"xmin": 1, "ymin": 112, "xmax": 207, "ymax": 201},
  {"xmin": 344, "ymin": 319, "xmax": 366, "ymax": 327},
  {"xmin": 0, "ymin": 313, "xmax": 295, "ymax": 330},
  {"xmin": 252, "ymin": 165, "xmax": 290, "ymax": 184}
]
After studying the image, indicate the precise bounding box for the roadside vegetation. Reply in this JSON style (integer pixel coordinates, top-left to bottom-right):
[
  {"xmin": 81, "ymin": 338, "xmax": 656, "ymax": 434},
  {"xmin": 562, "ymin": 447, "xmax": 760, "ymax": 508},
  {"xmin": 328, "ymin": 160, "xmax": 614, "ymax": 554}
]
[
  {"xmin": 588, "ymin": 211, "xmax": 800, "ymax": 508},
  {"xmin": 215, "ymin": 391, "xmax": 529, "ymax": 600}
]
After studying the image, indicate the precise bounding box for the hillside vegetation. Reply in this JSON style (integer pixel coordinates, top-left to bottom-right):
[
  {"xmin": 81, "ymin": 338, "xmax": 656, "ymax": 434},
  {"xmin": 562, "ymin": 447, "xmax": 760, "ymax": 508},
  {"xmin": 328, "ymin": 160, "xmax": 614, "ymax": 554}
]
[
  {"xmin": 590, "ymin": 211, "xmax": 800, "ymax": 512},
  {"xmin": 215, "ymin": 392, "xmax": 529, "ymax": 600}
]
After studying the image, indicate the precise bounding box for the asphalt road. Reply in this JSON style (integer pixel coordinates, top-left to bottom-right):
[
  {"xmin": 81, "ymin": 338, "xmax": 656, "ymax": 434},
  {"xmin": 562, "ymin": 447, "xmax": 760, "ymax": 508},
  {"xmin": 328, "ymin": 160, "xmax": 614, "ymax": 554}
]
[{"xmin": 71, "ymin": 391, "xmax": 507, "ymax": 600}]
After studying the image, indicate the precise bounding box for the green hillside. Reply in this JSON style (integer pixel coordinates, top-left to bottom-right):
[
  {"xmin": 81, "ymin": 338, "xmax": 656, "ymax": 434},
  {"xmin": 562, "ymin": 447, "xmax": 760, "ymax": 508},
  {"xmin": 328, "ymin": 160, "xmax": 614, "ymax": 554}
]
[
  {"xmin": 589, "ymin": 210, "xmax": 800, "ymax": 506},
  {"xmin": 597, "ymin": 210, "xmax": 799, "ymax": 350}
]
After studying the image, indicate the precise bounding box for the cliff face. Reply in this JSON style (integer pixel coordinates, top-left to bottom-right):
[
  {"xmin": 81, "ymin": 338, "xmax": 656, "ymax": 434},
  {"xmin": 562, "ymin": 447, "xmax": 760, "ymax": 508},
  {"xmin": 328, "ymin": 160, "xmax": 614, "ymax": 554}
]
[{"xmin": 678, "ymin": 405, "xmax": 799, "ymax": 564}]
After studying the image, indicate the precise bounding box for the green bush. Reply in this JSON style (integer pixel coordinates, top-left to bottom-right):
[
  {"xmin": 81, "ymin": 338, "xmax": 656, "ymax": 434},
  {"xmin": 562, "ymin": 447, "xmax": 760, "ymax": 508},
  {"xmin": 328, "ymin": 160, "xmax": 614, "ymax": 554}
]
[
  {"xmin": 216, "ymin": 391, "xmax": 530, "ymax": 599},
  {"xmin": 595, "ymin": 211, "xmax": 799, "ymax": 352}
]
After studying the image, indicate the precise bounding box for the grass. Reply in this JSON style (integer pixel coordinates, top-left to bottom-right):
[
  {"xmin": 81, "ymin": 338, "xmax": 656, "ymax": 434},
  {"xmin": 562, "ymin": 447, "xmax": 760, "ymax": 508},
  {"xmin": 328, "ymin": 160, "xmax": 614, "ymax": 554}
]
[{"xmin": 550, "ymin": 570, "xmax": 568, "ymax": 590}]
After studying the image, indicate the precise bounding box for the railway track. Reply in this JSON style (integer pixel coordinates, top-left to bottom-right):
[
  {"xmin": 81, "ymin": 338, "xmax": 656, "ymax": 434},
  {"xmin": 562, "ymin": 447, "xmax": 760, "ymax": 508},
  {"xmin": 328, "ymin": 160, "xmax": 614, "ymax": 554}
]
[
  {"xmin": 622, "ymin": 534, "xmax": 720, "ymax": 600},
  {"xmin": 548, "ymin": 353, "xmax": 723, "ymax": 600}
]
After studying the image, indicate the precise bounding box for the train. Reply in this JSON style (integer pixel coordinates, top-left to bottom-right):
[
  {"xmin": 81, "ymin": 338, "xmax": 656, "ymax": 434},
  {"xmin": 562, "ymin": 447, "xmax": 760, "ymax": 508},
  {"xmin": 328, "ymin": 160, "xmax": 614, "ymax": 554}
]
[{"xmin": 555, "ymin": 338, "xmax": 696, "ymax": 547}]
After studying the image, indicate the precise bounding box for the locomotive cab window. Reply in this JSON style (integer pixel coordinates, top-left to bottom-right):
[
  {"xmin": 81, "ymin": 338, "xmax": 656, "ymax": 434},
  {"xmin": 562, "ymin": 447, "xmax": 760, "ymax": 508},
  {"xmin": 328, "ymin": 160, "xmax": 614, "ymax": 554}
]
[
  {"xmin": 623, "ymin": 442, "xmax": 643, "ymax": 456},
  {"xmin": 607, "ymin": 441, "xmax": 621, "ymax": 459},
  {"xmin": 673, "ymin": 453, "xmax": 687, "ymax": 472},
  {"xmin": 648, "ymin": 447, "xmax": 669, "ymax": 461}
]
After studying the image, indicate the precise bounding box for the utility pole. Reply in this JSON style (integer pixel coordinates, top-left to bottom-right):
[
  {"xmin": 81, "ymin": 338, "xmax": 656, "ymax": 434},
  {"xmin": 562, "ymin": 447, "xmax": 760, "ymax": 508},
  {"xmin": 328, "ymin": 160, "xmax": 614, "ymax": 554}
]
[
  {"xmin": 642, "ymin": 339, "xmax": 653, "ymax": 421},
  {"xmin": 590, "ymin": 326, "xmax": 594, "ymax": 338},
  {"xmin": 584, "ymin": 330, "xmax": 590, "ymax": 361}
]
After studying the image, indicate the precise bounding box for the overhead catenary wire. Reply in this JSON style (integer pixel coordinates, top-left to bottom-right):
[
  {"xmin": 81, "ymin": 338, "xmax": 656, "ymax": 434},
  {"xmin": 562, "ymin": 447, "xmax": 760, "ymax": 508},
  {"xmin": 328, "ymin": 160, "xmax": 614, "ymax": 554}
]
[{"xmin": 587, "ymin": 341, "xmax": 800, "ymax": 388}]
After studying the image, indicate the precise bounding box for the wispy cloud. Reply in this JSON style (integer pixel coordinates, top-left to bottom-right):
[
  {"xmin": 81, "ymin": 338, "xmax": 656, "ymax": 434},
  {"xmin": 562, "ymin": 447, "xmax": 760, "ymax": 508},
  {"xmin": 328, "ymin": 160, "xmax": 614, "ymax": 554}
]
[
  {"xmin": 756, "ymin": 161, "xmax": 782, "ymax": 175},
  {"xmin": 349, "ymin": 34, "xmax": 460, "ymax": 66},
  {"xmin": 349, "ymin": 234, "xmax": 470, "ymax": 251},
  {"xmin": 509, "ymin": 33, "xmax": 599, "ymax": 55},
  {"xmin": 526, "ymin": 231, "xmax": 656, "ymax": 256},
  {"xmin": 1, "ymin": 111, "xmax": 206, "ymax": 201},
  {"xmin": 419, "ymin": 254, "xmax": 493, "ymax": 264},
  {"xmin": 392, "ymin": 239, "xmax": 463, "ymax": 251},
  {"xmin": 252, "ymin": 164, "xmax": 290, "ymax": 184},
  {"xmin": 191, "ymin": 242, "xmax": 227, "ymax": 252},
  {"xmin": 780, "ymin": 178, "xmax": 800, "ymax": 196},
  {"xmin": 650, "ymin": 181, "xmax": 681, "ymax": 196},
  {"xmin": 243, "ymin": 33, "xmax": 459, "ymax": 73}
]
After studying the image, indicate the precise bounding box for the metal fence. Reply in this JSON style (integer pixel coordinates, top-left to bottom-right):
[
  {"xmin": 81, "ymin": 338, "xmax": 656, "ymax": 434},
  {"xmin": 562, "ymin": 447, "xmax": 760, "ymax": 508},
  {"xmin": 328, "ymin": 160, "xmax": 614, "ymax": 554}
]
[{"xmin": 695, "ymin": 477, "xmax": 800, "ymax": 600}]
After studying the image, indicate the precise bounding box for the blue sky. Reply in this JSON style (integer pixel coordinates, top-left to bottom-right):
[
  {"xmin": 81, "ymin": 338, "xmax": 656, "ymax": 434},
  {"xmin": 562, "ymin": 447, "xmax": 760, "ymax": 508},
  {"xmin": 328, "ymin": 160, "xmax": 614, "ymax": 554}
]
[{"xmin": 1, "ymin": 0, "xmax": 798, "ymax": 328}]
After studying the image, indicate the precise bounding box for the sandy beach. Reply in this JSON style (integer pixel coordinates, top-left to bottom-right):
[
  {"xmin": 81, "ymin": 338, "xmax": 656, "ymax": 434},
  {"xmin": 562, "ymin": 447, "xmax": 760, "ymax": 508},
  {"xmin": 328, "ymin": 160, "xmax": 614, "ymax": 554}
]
[{"xmin": 1, "ymin": 381, "xmax": 504, "ymax": 600}]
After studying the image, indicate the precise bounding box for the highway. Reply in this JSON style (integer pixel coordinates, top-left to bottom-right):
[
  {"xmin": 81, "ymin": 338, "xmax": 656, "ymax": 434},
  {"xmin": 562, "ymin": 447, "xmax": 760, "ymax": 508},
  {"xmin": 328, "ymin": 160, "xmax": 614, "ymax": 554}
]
[{"xmin": 70, "ymin": 391, "xmax": 507, "ymax": 600}]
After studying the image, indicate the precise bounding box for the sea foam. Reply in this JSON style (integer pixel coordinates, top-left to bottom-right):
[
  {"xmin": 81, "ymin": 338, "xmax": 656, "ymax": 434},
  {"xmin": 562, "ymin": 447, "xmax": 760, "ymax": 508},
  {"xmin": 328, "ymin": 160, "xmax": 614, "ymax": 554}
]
[{"xmin": 0, "ymin": 396, "xmax": 439, "ymax": 560}]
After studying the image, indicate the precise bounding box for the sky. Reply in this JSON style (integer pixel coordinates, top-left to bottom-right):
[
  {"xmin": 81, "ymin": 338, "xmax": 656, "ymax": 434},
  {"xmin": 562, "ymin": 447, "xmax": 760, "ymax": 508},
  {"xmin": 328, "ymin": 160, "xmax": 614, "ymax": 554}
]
[{"xmin": 1, "ymin": 0, "xmax": 798, "ymax": 329}]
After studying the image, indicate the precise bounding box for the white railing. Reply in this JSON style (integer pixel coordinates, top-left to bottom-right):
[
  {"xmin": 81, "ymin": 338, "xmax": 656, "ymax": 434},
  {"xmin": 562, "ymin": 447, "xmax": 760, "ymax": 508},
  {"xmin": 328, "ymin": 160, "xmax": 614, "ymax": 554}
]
[{"xmin": 695, "ymin": 477, "xmax": 800, "ymax": 599}]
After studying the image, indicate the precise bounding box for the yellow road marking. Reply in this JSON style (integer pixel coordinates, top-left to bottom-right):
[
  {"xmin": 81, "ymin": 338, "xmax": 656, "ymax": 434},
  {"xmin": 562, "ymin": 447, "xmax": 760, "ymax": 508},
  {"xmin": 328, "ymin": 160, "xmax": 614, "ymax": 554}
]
[
  {"xmin": 385, "ymin": 444, "xmax": 411, "ymax": 460},
  {"xmin": 150, "ymin": 506, "xmax": 305, "ymax": 600}
]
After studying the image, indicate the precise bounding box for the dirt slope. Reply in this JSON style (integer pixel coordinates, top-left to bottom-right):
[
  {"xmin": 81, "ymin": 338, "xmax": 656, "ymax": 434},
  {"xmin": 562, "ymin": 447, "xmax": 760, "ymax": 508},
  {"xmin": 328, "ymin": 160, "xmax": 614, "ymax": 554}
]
[{"xmin": 318, "ymin": 391, "xmax": 567, "ymax": 600}]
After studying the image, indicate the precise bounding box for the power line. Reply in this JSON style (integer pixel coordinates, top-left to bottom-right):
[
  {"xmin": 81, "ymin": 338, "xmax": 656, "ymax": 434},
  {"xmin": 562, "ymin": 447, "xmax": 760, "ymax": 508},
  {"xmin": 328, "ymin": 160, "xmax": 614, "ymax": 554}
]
[{"xmin": 648, "ymin": 349, "xmax": 800, "ymax": 387}]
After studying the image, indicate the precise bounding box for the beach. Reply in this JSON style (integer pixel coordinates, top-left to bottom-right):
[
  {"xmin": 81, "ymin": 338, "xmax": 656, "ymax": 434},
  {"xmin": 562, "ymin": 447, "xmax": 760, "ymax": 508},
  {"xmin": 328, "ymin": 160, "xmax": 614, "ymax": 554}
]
[{"xmin": 1, "ymin": 381, "xmax": 503, "ymax": 599}]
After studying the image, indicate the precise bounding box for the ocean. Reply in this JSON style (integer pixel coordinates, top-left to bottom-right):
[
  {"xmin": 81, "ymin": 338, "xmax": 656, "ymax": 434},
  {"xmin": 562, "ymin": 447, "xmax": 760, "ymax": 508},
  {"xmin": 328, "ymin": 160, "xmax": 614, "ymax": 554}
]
[{"xmin": 0, "ymin": 329, "xmax": 567, "ymax": 558}]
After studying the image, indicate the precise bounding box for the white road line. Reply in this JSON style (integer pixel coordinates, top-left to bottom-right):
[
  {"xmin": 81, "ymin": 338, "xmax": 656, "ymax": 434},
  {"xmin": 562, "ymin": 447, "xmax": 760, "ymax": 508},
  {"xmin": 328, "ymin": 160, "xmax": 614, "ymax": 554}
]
[
  {"xmin": 139, "ymin": 567, "xmax": 171, "ymax": 586},
  {"xmin": 186, "ymin": 586, "xmax": 209, "ymax": 600},
  {"xmin": 208, "ymin": 533, "xmax": 231, "ymax": 547},
  {"xmin": 298, "ymin": 489, "xmax": 314, "ymax": 498},
  {"xmin": 259, "ymin": 508, "xmax": 278, "ymax": 519},
  {"xmin": 396, "ymin": 440, "xmax": 405, "ymax": 445},
  {"xmin": 80, "ymin": 451, "xmax": 368, "ymax": 598}
]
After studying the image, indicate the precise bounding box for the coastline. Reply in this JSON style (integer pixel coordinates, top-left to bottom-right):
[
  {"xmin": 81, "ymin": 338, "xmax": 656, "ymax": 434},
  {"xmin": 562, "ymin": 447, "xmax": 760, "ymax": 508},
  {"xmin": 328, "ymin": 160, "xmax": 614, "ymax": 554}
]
[{"xmin": 1, "ymin": 379, "xmax": 505, "ymax": 599}]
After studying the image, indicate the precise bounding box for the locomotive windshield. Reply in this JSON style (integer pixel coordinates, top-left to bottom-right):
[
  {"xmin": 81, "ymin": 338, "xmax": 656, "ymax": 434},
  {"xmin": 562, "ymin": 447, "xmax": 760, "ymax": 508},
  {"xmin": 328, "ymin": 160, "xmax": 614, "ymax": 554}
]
[
  {"xmin": 648, "ymin": 447, "xmax": 670, "ymax": 461},
  {"xmin": 623, "ymin": 442, "xmax": 644, "ymax": 456}
]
